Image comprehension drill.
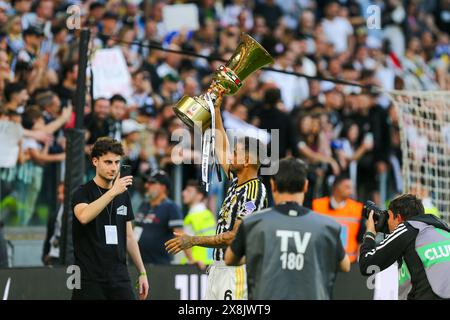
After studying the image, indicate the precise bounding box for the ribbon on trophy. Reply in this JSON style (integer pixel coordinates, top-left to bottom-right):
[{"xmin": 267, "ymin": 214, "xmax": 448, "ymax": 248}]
[{"xmin": 201, "ymin": 92, "xmax": 216, "ymax": 192}]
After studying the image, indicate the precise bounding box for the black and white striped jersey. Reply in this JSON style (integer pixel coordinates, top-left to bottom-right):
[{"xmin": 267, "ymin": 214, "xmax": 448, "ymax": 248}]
[{"xmin": 213, "ymin": 174, "xmax": 268, "ymax": 262}]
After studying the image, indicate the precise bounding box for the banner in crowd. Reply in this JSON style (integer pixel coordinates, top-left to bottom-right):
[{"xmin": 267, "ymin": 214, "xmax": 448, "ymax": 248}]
[
  {"xmin": 163, "ymin": 4, "xmax": 199, "ymax": 33},
  {"xmin": 91, "ymin": 48, "xmax": 133, "ymax": 102},
  {"xmin": 0, "ymin": 120, "xmax": 23, "ymax": 168}
]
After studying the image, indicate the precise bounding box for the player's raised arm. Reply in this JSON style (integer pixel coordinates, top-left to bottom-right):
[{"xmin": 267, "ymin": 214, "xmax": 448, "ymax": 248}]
[{"xmin": 211, "ymin": 90, "xmax": 231, "ymax": 179}]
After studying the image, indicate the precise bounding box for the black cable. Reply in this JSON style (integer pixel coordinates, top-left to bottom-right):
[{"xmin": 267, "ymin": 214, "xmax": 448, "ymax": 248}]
[{"xmin": 98, "ymin": 33, "xmax": 374, "ymax": 90}]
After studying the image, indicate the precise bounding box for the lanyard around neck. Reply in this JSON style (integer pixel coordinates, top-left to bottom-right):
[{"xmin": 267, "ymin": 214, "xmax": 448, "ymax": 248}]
[{"xmin": 97, "ymin": 185, "xmax": 114, "ymax": 225}]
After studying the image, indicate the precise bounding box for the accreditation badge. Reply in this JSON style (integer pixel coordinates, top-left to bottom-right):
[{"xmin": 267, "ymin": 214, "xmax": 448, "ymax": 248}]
[{"xmin": 105, "ymin": 225, "xmax": 118, "ymax": 245}]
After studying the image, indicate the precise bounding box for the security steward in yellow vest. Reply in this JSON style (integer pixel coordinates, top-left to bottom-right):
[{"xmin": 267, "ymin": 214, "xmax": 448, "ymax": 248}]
[
  {"xmin": 313, "ymin": 176, "xmax": 365, "ymax": 263},
  {"xmin": 180, "ymin": 180, "xmax": 216, "ymax": 265}
]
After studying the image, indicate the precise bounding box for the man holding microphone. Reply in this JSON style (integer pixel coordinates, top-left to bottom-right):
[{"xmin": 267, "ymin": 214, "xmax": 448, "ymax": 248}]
[{"xmin": 71, "ymin": 137, "xmax": 149, "ymax": 300}]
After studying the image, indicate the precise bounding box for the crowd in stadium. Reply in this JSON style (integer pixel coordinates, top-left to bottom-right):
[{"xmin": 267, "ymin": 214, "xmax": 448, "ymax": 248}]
[{"xmin": 0, "ymin": 0, "xmax": 449, "ymax": 264}]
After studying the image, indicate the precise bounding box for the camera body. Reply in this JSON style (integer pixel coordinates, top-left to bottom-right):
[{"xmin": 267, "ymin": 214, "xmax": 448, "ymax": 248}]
[{"xmin": 363, "ymin": 201, "xmax": 390, "ymax": 233}]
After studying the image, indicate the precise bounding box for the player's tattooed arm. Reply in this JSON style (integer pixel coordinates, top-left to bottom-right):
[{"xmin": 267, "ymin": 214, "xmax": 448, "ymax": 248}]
[
  {"xmin": 192, "ymin": 230, "xmax": 236, "ymax": 248},
  {"xmin": 165, "ymin": 231, "xmax": 235, "ymax": 254},
  {"xmin": 165, "ymin": 220, "xmax": 242, "ymax": 254}
]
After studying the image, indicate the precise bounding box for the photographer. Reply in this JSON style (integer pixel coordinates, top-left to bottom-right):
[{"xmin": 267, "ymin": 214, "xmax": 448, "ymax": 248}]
[{"xmin": 359, "ymin": 194, "xmax": 450, "ymax": 300}]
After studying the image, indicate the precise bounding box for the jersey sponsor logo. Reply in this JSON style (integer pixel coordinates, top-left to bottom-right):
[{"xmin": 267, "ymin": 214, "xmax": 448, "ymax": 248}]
[
  {"xmin": 276, "ymin": 230, "xmax": 312, "ymax": 271},
  {"xmin": 116, "ymin": 205, "xmax": 127, "ymax": 216},
  {"xmin": 243, "ymin": 201, "xmax": 256, "ymax": 215}
]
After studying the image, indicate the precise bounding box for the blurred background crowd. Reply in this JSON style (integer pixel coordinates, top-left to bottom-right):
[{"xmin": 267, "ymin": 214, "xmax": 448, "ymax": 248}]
[{"xmin": 0, "ymin": 0, "xmax": 449, "ymax": 266}]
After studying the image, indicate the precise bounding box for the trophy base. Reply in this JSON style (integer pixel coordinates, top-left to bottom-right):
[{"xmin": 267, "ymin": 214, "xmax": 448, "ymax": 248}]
[{"xmin": 173, "ymin": 96, "xmax": 212, "ymax": 132}]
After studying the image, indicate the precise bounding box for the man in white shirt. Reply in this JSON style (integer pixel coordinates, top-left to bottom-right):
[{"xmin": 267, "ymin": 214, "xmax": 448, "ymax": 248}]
[
  {"xmin": 261, "ymin": 50, "xmax": 308, "ymax": 112},
  {"xmin": 321, "ymin": 1, "xmax": 354, "ymax": 54}
]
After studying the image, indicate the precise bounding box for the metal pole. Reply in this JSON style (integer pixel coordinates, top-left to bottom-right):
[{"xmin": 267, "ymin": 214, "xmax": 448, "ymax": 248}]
[
  {"xmin": 60, "ymin": 29, "xmax": 90, "ymax": 265},
  {"xmin": 74, "ymin": 29, "xmax": 90, "ymax": 130},
  {"xmin": 174, "ymin": 165, "xmax": 182, "ymax": 207}
]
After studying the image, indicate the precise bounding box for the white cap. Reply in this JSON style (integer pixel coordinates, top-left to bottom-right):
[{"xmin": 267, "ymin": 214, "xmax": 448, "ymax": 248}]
[{"xmin": 122, "ymin": 119, "xmax": 144, "ymax": 136}]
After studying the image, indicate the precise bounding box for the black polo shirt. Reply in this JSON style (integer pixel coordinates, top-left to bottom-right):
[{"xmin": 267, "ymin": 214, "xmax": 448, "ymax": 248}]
[{"xmin": 71, "ymin": 180, "xmax": 134, "ymax": 283}]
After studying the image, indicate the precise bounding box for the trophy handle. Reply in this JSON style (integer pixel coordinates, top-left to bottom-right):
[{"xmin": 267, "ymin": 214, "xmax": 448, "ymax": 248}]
[{"xmin": 205, "ymin": 86, "xmax": 226, "ymax": 106}]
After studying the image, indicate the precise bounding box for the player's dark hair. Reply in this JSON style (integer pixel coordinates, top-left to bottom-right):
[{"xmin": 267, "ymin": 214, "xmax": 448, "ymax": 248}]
[
  {"xmin": 271, "ymin": 157, "xmax": 308, "ymax": 194},
  {"xmin": 235, "ymin": 136, "xmax": 267, "ymax": 168},
  {"xmin": 91, "ymin": 137, "xmax": 124, "ymax": 159}
]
